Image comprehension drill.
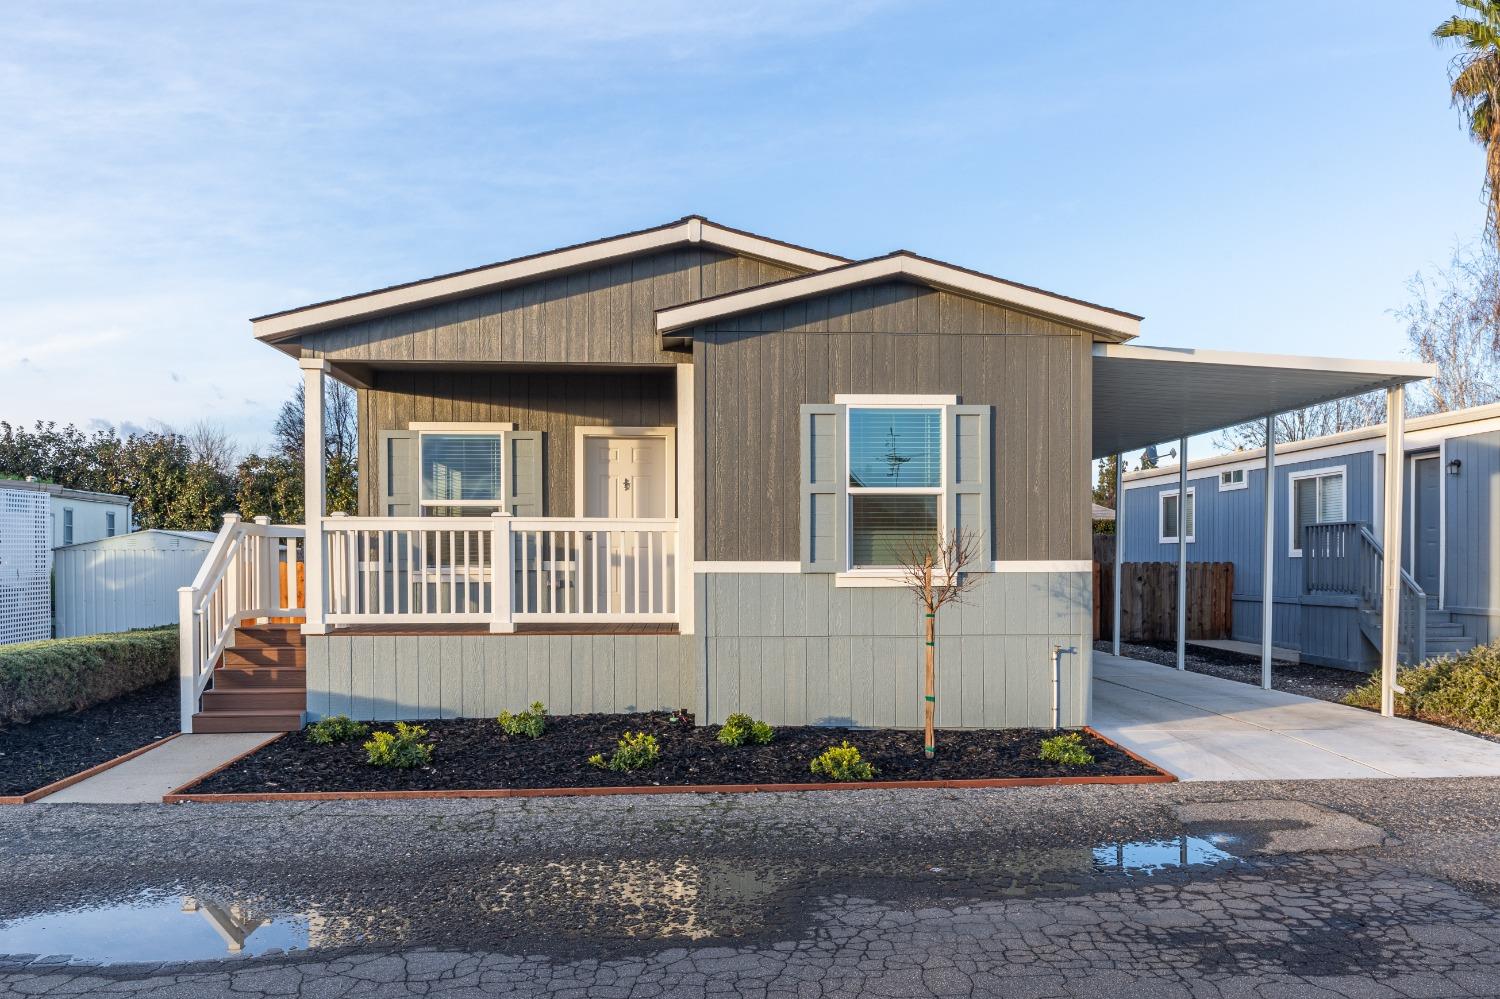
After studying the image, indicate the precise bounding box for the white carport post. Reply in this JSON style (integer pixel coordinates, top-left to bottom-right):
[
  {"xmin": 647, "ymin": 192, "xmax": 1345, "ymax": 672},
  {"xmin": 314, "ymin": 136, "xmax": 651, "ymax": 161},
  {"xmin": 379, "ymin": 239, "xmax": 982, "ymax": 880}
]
[
  {"xmin": 1112, "ymin": 452, "xmax": 1123, "ymax": 657},
  {"xmin": 300, "ymin": 357, "xmax": 328, "ymax": 635},
  {"xmin": 1260, "ymin": 416, "xmax": 1276, "ymax": 690},
  {"xmin": 1176, "ymin": 436, "xmax": 1188, "ymax": 670},
  {"xmin": 1380, "ymin": 384, "xmax": 1406, "ymax": 717}
]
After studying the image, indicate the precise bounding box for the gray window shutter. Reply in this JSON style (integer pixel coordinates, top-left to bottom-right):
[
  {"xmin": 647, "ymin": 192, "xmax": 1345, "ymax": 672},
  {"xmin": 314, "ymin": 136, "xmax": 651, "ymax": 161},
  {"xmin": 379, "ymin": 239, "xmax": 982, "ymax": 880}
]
[
  {"xmin": 378, "ymin": 430, "xmax": 418, "ymax": 517},
  {"xmin": 503, "ymin": 431, "xmax": 545, "ymax": 516},
  {"xmin": 945, "ymin": 405, "xmax": 992, "ymax": 569},
  {"xmin": 800, "ymin": 404, "xmax": 846, "ymax": 572}
]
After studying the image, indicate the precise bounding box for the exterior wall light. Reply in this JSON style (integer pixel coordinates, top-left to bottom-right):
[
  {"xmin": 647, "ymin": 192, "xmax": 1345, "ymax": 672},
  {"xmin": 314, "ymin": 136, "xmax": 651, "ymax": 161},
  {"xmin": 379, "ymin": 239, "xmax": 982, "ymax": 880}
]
[{"xmin": 1448, "ymin": 458, "xmax": 1462, "ymax": 476}]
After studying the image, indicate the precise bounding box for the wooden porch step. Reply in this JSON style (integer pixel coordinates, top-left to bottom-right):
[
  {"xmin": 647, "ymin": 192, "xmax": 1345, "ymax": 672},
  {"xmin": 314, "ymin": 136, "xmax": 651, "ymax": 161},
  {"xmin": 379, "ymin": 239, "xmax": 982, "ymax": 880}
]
[
  {"xmin": 190, "ymin": 710, "xmax": 303, "ymax": 734},
  {"xmin": 223, "ymin": 646, "xmax": 306, "ymax": 668},
  {"xmin": 202, "ymin": 688, "xmax": 306, "ymax": 712},
  {"xmin": 233, "ymin": 624, "xmax": 306, "ymax": 650},
  {"xmin": 213, "ymin": 666, "xmax": 306, "ymax": 689}
]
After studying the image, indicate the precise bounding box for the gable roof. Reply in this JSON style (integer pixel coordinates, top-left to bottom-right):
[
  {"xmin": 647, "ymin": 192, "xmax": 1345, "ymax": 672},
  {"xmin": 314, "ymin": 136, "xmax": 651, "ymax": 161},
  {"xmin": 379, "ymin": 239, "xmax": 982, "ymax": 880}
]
[
  {"xmin": 653, "ymin": 251, "xmax": 1142, "ymax": 342},
  {"xmin": 252, "ymin": 216, "xmax": 849, "ymax": 343}
]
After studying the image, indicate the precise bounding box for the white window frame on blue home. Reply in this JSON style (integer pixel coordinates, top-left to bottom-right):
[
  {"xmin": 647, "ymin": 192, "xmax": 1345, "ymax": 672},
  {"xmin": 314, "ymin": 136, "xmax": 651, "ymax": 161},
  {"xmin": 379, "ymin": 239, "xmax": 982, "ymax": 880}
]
[
  {"xmin": 1218, "ymin": 468, "xmax": 1247, "ymax": 491},
  {"xmin": 413, "ymin": 423, "xmax": 514, "ymax": 516},
  {"xmin": 835, "ymin": 394, "xmax": 955, "ymax": 573},
  {"xmin": 1287, "ymin": 465, "xmax": 1347, "ymax": 558},
  {"xmin": 1158, "ymin": 487, "xmax": 1195, "ymax": 544}
]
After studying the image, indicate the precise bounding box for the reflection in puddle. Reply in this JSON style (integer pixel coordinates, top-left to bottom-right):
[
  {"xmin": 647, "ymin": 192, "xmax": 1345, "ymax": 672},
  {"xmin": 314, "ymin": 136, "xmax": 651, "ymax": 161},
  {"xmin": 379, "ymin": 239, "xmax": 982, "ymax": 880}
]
[
  {"xmin": 0, "ymin": 894, "xmax": 309, "ymax": 964},
  {"xmin": 1092, "ymin": 834, "xmax": 1237, "ymax": 876}
]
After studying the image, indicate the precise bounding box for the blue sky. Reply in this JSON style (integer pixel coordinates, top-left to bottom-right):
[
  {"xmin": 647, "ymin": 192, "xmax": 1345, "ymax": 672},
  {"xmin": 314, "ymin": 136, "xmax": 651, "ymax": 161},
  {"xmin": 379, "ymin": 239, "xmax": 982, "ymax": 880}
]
[{"xmin": 0, "ymin": 2, "xmax": 1485, "ymax": 458}]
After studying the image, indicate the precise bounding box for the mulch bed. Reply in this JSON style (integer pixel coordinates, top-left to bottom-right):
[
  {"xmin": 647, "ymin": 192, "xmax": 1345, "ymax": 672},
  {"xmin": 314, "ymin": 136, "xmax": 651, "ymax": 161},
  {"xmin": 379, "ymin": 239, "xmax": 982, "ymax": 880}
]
[
  {"xmin": 185, "ymin": 713, "xmax": 1162, "ymax": 795},
  {"xmin": 1098, "ymin": 640, "xmax": 1367, "ymax": 704},
  {"xmin": 0, "ymin": 680, "xmax": 178, "ymax": 797}
]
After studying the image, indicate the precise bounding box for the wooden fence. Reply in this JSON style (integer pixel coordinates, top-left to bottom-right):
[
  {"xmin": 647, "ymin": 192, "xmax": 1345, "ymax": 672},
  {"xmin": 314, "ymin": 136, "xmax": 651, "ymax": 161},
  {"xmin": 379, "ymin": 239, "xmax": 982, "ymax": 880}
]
[{"xmin": 1093, "ymin": 561, "xmax": 1234, "ymax": 642}]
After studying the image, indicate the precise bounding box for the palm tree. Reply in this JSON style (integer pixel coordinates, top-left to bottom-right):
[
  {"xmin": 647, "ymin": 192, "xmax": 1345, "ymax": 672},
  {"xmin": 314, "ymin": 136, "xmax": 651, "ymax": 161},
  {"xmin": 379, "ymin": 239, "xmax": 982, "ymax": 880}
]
[{"xmin": 1435, "ymin": 1, "xmax": 1500, "ymax": 248}]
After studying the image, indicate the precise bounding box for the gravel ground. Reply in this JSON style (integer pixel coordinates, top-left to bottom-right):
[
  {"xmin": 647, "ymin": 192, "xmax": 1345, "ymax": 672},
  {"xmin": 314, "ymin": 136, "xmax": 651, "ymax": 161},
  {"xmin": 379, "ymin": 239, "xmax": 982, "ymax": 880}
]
[
  {"xmin": 7, "ymin": 779, "xmax": 1500, "ymax": 996},
  {"xmin": 0, "ymin": 680, "xmax": 178, "ymax": 796},
  {"xmin": 1098, "ymin": 638, "xmax": 1368, "ymax": 702}
]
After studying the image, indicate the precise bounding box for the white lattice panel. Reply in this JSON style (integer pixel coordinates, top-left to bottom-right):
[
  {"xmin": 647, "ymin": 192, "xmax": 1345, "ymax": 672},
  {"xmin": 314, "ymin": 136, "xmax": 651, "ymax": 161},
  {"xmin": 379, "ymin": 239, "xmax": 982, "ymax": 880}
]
[{"xmin": 0, "ymin": 488, "xmax": 50, "ymax": 644}]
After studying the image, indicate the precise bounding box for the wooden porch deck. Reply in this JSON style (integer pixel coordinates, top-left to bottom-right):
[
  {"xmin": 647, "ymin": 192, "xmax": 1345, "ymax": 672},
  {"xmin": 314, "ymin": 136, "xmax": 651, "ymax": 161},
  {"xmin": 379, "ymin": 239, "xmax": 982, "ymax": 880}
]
[{"xmin": 326, "ymin": 623, "xmax": 679, "ymax": 637}]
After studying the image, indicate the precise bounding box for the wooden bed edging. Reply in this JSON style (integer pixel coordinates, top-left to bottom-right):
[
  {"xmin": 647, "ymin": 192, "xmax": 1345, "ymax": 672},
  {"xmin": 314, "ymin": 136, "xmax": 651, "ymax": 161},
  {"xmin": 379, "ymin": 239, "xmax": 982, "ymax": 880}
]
[
  {"xmin": 0, "ymin": 733, "xmax": 183, "ymax": 805},
  {"xmin": 161, "ymin": 726, "xmax": 1174, "ymax": 804}
]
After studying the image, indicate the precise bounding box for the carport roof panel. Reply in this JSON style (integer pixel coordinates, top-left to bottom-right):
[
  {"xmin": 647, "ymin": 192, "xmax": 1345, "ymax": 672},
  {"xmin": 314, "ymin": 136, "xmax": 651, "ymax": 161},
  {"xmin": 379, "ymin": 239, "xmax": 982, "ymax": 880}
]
[{"xmin": 1092, "ymin": 344, "xmax": 1435, "ymax": 458}]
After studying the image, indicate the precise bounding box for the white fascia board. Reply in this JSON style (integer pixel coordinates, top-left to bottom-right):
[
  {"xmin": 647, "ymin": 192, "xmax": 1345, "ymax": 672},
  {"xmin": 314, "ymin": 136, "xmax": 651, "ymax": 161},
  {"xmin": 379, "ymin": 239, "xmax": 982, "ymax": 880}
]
[
  {"xmin": 656, "ymin": 255, "xmax": 1142, "ymax": 339},
  {"xmin": 253, "ymin": 221, "xmax": 846, "ymax": 342},
  {"xmin": 1094, "ymin": 343, "xmax": 1436, "ymax": 381}
]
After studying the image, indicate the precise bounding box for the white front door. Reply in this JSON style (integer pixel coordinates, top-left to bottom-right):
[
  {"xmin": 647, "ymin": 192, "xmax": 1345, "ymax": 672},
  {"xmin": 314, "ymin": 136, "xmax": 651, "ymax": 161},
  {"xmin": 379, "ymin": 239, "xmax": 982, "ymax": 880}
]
[{"xmin": 584, "ymin": 436, "xmax": 668, "ymax": 518}]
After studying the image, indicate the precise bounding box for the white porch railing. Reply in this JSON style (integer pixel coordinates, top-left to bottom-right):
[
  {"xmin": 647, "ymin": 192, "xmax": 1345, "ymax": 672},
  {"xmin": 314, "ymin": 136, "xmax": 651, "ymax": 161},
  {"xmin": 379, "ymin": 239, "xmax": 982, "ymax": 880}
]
[
  {"xmin": 178, "ymin": 515, "xmax": 307, "ymax": 732},
  {"xmin": 322, "ymin": 515, "xmax": 680, "ymax": 628}
]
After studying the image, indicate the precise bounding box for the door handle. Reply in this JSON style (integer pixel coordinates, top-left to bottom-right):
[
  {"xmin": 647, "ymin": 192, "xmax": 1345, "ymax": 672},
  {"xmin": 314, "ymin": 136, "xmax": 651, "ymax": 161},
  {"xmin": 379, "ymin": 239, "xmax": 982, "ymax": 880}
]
[{"xmin": 622, "ymin": 479, "xmax": 631, "ymax": 491}]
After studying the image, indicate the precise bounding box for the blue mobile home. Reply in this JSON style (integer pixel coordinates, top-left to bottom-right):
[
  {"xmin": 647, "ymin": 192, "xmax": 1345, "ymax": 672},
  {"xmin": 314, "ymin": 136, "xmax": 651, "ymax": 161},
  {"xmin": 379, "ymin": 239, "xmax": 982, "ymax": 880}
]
[{"xmin": 1120, "ymin": 402, "xmax": 1500, "ymax": 670}]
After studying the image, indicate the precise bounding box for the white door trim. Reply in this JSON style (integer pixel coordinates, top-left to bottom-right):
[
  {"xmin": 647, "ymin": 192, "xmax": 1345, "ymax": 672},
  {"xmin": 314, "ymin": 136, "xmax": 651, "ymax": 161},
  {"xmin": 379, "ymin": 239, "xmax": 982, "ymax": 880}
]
[{"xmin": 573, "ymin": 426, "xmax": 677, "ymax": 518}]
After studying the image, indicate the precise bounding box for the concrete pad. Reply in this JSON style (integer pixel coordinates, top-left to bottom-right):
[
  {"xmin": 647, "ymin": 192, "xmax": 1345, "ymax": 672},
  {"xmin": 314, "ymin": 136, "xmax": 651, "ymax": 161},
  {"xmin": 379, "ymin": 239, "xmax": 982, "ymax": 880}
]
[
  {"xmin": 1092, "ymin": 652, "xmax": 1500, "ymax": 782},
  {"xmin": 38, "ymin": 734, "xmax": 274, "ymax": 804}
]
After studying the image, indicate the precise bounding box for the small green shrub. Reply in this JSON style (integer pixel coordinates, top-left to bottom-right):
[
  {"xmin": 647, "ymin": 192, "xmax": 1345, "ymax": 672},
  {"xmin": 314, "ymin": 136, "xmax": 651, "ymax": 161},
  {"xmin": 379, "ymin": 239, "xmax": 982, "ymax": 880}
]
[
  {"xmin": 588, "ymin": 731, "xmax": 660, "ymax": 772},
  {"xmin": 306, "ymin": 715, "xmax": 370, "ymax": 745},
  {"xmin": 364, "ymin": 722, "xmax": 435, "ymax": 768},
  {"xmin": 1344, "ymin": 643, "xmax": 1500, "ymax": 735},
  {"xmin": 0, "ymin": 627, "xmax": 178, "ymax": 726},
  {"xmin": 497, "ymin": 701, "xmax": 547, "ymax": 738},
  {"xmin": 716, "ymin": 712, "xmax": 774, "ymax": 747},
  {"xmin": 809, "ymin": 741, "xmax": 876, "ymax": 782},
  {"xmin": 1039, "ymin": 732, "xmax": 1094, "ymax": 766}
]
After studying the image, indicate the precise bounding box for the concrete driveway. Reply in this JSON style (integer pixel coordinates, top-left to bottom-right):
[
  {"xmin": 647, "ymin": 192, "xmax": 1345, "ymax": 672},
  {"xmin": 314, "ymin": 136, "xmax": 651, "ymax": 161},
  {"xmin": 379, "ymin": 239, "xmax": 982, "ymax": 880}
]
[{"xmin": 1092, "ymin": 651, "xmax": 1500, "ymax": 781}]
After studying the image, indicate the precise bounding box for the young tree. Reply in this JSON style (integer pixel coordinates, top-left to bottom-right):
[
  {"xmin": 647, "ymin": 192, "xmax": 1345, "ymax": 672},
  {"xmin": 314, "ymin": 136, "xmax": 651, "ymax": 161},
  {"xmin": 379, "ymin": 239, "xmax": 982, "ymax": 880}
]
[
  {"xmin": 1398, "ymin": 243, "xmax": 1500, "ymax": 413},
  {"xmin": 895, "ymin": 528, "xmax": 983, "ymax": 760},
  {"xmin": 1435, "ymin": 1, "xmax": 1500, "ymax": 250},
  {"xmin": 264, "ymin": 379, "xmax": 358, "ymax": 514},
  {"xmin": 1213, "ymin": 394, "xmax": 1387, "ymax": 451}
]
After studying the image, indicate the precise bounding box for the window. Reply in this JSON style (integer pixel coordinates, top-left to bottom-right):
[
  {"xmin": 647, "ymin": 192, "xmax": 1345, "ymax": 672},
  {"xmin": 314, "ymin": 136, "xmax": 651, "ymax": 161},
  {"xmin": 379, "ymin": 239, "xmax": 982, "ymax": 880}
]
[
  {"xmin": 1289, "ymin": 468, "xmax": 1346, "ymax": 556},
  {"xmin": 847, "ymin": 406, "xmax": 942, "ymax": 567},
  {"xmin": 105, "ymin": 511, "xmax": 116, "ymax": 537},
  {"xmin": 419, "ymin": 432, "xmax": 502, "ymax": 516},
  {"xmin": 1219, "ymin": 468, "xmax": 1246, "ymax": 491},
  {"xmin": 1158, "ymin": 488, "xmax": 1195, "ymax": 544}
]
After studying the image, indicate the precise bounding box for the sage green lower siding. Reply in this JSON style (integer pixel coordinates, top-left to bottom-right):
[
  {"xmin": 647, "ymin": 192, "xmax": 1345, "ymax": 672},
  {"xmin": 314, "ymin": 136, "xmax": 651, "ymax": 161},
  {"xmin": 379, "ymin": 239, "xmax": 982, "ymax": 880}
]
[
  {"xmin": 304, "ymin": 633, "xmax": 697, "ymax": 722},
  {"xmin": 699, "ymin": 571, "xmax": 1092, "ymax": 729}
]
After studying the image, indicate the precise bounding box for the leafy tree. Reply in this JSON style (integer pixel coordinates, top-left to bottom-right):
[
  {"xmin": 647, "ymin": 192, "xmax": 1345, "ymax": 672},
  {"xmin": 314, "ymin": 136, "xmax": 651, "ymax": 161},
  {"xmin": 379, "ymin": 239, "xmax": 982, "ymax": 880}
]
[{"xmin": 1435, "ymin": 1, "xmax": 1500, "ymax": 249}]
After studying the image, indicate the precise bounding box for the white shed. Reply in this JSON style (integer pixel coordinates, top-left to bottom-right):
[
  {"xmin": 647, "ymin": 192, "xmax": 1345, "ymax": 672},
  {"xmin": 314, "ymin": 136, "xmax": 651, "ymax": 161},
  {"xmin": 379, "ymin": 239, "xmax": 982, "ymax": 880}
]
[{"xmin": 53, "ymin": 530, "xmax": 215, "ymax": 638}]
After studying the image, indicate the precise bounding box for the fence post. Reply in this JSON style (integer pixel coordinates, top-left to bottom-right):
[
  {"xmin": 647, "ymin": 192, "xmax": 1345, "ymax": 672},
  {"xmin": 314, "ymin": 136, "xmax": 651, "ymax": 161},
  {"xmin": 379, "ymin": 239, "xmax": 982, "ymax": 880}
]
[
  {"xmin": 178, "ymin": 585, "xmax": 199, "ymax": 733},
  {"xmin": 491, "ymin": 512, "xmax": 515, "ymax": 633}
]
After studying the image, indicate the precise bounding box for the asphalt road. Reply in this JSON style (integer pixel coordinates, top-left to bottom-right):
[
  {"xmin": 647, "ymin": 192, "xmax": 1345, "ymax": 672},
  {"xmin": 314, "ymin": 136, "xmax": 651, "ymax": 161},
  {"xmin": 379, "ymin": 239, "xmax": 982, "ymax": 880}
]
[{"xmin": 5, "ymin": 779, "xmax": 1500, "ymax": 996}]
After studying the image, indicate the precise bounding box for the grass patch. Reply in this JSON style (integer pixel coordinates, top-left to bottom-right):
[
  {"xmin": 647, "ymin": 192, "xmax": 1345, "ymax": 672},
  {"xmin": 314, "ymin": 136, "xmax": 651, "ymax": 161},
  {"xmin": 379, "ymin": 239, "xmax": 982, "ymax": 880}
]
[
  {"xmin": 1344, "ymin": 643, "xmax": 1500, "ymax": 736},
  {"xmin": 0, "ymin": 627, "xmax": 178, "ymax": 726}
]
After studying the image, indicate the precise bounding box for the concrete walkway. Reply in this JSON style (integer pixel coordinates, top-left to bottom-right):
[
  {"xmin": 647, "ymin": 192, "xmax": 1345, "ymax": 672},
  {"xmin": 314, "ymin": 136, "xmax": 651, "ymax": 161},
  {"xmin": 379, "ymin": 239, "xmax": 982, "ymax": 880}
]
[
  {"xmin": 39, "ymin": 733, "xmax": 274, "ymax": 803},
  {"xmin": 1092, "ymin": 652, "xmax": 1500, "ymax": 781}
]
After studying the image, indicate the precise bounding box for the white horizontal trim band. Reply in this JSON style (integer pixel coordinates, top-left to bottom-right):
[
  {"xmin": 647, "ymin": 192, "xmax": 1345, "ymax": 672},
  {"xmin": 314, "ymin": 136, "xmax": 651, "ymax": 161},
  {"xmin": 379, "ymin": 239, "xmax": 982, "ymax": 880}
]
[{"xmin": 691, "ymin": 560, "xmax": 1092, "ymax": 574}]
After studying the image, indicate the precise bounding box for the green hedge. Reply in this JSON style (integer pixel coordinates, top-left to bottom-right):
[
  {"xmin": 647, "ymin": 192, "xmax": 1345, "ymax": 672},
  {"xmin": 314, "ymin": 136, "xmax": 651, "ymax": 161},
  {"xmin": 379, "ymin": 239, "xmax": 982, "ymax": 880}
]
[
  {"xmin": 0, "ymin": 627, "xmax": 178, "ymax": 726},
  {"xmin": 1344, "ymin": 641, "xmax": 1500, "ymax": 736}
]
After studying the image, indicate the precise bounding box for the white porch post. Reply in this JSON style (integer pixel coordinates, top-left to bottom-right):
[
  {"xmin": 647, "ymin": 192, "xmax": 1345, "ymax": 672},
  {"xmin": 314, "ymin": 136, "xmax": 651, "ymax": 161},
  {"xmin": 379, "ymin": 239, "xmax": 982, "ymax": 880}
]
[
  {"xmin": 1176, "ymin": 436, "xmax": 1188, "ymax": 670},
  {"xmin": 300, "ymin": 358, "xmax": 329, "ymax": 635},
  {"xmin": 490, "ymin": 512, "xmax": 515, "ymax": 633},
  {"xmin": 1381, "ymin": 384, "xmax": 1405, "ymax": 717},
  {"xmin": 1260, "ymin": 416, "xmax": 1276, "ymax": 690},
  {"xmin": 675, "ymin": 362, "xmax": 695, "ymax": 634},
  {"xmin": 1111, "ymin": 452, "xmax": 1123, "ymax": 656}
]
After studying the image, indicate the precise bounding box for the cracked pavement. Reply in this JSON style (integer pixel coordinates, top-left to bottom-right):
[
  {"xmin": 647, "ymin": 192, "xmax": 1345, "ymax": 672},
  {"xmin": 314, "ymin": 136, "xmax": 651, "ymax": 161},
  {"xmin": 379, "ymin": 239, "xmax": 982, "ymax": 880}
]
[{"xmin": 5, "ymin": 779, "xmax": 1500, "ymax": 996}]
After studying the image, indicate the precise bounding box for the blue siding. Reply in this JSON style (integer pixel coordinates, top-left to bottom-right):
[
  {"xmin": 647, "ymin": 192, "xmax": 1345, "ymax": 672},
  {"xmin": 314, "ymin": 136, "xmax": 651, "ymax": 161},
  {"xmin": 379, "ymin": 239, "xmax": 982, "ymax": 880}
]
[{"xmin": 1444, "ymin": 429, "xmax": 1500, "ymax": 621}]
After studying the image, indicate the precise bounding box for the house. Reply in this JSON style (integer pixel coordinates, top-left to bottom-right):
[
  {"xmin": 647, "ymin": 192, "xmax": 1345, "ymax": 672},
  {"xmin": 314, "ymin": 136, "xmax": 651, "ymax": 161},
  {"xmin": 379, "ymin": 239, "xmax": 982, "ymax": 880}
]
[
  {"xmin": 0, "ymin": 478, "xmax": 132, "ymax": 645},
  {"xmin": 1119, "ymin": 402, "xmax": 1500, "ymax": 670},
  {"xmin": 178, "ymin": 217, "xmax": 1434, "ymax": 732},
  {"xmin": 53, "ymin": 530, "xmax": 216, "ymax": 638}
]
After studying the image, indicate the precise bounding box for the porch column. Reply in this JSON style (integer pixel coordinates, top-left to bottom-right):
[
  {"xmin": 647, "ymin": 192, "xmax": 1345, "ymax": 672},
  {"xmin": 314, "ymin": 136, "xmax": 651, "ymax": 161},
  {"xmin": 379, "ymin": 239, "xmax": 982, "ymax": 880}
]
[
  {"xmin": 1111, "ymin": 452, "xmax": 1123, "ymax": 657},
  {"xmin": 675, "ymin": 363, "xmax": 695, "ymax": 634},
  {"xmin": 1176, "ymin": 436, "xmax": 1187, "ymax": 670},
  {"xmin": 1381, "ymin": 384, "xmax": 1405, "ymax": 717},
  {"xmin": 1260, "ymin": 415, "xmax": 1276, "ymax": 690},
  {"xmin": 300, "ymin": 357, "xmax": 328, "ymax": 635}
]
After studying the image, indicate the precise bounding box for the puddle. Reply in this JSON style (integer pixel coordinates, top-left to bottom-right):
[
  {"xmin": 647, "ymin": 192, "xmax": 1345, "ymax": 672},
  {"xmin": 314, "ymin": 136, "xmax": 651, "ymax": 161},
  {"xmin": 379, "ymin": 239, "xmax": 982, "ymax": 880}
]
[
  {"xmin": 0, "ymin": 893, "xmax": 309, "ymax": 965},
  {"xmin": 1092, "ymin": 834, "xmax": 1238, "ymax": 876}
]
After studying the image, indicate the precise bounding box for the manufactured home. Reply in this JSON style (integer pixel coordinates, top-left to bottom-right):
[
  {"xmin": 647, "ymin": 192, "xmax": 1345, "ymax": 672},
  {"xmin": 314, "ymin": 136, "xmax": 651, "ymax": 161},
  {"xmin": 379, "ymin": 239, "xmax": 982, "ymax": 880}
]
[
  {"xmin": 178, "ymin": 217, "xmax": 1433, "ymax": 732},
  {"xmin": 1120, "ymin": 402, "xmax": 1500, "ymax": 670}
]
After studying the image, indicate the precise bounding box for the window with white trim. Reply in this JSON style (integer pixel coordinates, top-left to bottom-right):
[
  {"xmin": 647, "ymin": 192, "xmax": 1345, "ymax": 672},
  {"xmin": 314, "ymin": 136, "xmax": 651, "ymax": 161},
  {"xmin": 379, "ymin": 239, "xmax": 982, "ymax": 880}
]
[
  {"xmin": 846, "ymin": 406, "xmax": 942, "ymax": 567},
  {"xmin": 105, "ymin": 511, "xmax": 116, "ymax": 537},
  {"xmin": 62, "ymin": 507, "xmax": 74, "ymax": 546},
  {"xmin": 1289, "ymin": 468, "xmax": 1345, "ymax": 556},
  {"xmin": 419, "ymin": 432, "xmax": 502, "ymax": 517},
  {"xmin": 1158, "ymin": 488, "xmax": 1195, "ymax": 544},
  {"xmin": 1219, "ymin": 468, "xmax": 1246, "ymax": 491}
]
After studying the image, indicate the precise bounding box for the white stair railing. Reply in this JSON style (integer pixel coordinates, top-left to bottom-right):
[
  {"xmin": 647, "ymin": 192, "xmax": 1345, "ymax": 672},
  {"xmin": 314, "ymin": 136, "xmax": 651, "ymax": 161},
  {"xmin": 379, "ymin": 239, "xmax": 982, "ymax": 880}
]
[{"xmin": 178, "ymin": 515, "xmax": 307, "ymax": 732}]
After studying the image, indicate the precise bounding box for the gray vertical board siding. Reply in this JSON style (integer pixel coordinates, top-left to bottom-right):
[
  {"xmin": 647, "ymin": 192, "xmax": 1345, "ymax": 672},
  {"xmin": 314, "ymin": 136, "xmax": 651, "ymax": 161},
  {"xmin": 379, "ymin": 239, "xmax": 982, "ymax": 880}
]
[
  {"xmin": 296, "ymin": 247, "xmax": 802, "ymax": 365},
  {"xmin": 700, "ymin": 571, "xmax": 1091, "ymax": 728},
  {"xmin": 304, "ymin": 633, "xmax": 696, "ymax": 721},
  {"xmin": 695, "ymin": 287, "xmax": 1093, "ymax": 561},
  {"xmin": 1120, "ymin": 451, "xmax": 1376, "ymax": 661},
  {"xmin": 360, "ymin": 368, "xmax": 676, "ymax": 517},
  {"xmin": 1443, "ymin": 429, "xmax": 1500, "ymax": 619}
]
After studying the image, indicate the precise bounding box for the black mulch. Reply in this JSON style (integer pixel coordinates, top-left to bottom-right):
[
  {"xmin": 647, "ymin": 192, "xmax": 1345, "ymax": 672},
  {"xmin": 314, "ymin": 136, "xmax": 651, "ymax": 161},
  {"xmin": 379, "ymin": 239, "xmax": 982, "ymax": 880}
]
[
  {"xmin": 1097, "ymin": 640, "xmax": 1368, "ymax": 704},
  {"xmin": 185, "ymin": 713, "xmax": 1163, "ymax": 794},
  {"xmin": 0, "ymin": 680, "xmax": 179, "ymax": 797}
]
